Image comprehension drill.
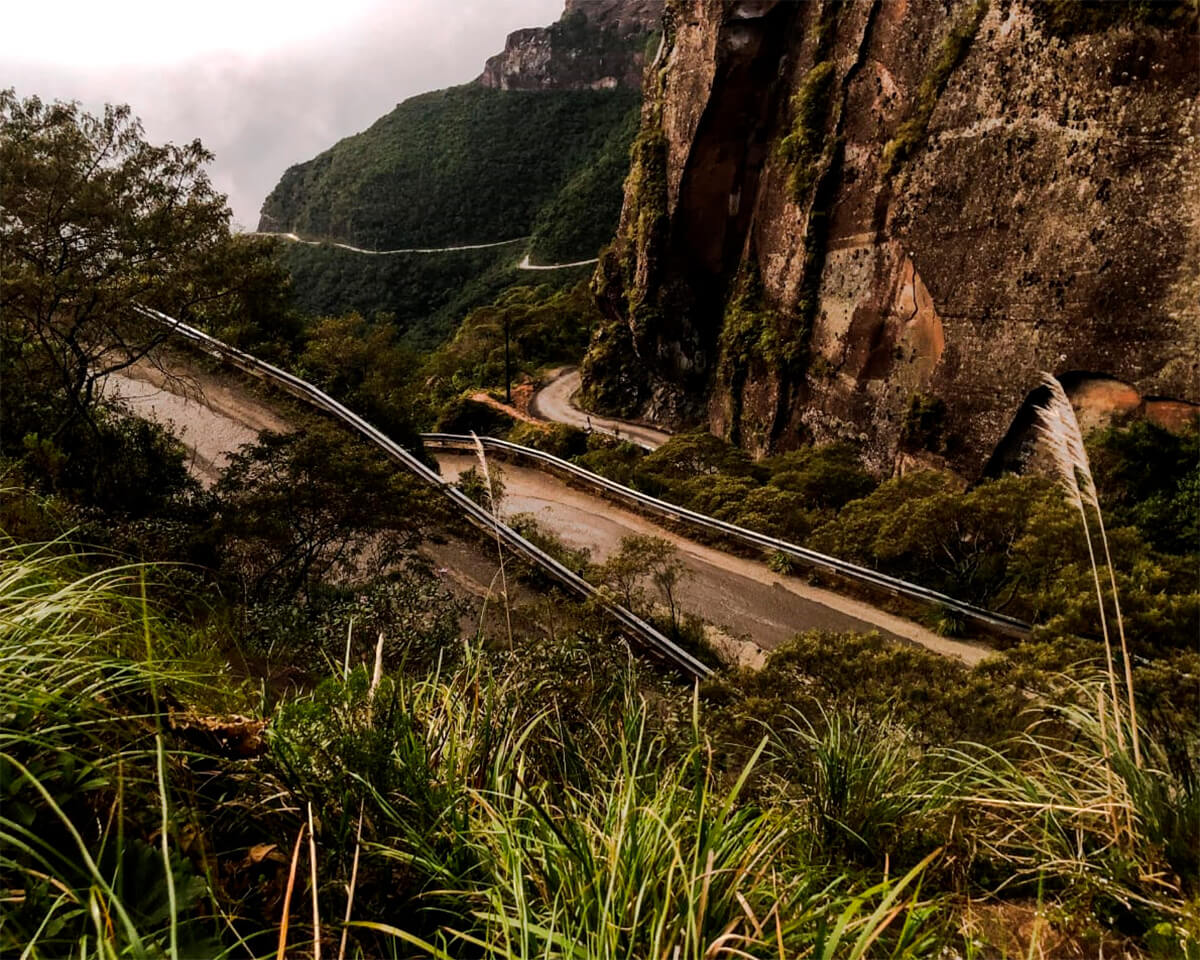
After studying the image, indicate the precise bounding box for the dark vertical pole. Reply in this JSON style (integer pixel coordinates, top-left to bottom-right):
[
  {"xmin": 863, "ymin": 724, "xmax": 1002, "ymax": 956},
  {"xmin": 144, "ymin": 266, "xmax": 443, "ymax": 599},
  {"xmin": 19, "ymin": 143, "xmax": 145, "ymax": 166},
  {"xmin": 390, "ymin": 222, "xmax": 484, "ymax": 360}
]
[{"xmin": 504, "ymin": 314, "xmax": 511, "ymax": 404}]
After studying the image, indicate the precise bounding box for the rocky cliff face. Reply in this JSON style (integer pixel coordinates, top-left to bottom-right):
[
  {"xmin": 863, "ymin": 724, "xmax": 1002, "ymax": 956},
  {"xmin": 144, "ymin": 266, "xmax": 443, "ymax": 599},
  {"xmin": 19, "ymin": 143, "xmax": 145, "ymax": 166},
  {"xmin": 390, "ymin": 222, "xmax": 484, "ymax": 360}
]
[
  {"xmin": 479, "ymin": 0, "xmax": 663, "ymax": 91},
  {"xmin": 585, "ymin": 0, "xmax": 1198, "ymax": 477}
]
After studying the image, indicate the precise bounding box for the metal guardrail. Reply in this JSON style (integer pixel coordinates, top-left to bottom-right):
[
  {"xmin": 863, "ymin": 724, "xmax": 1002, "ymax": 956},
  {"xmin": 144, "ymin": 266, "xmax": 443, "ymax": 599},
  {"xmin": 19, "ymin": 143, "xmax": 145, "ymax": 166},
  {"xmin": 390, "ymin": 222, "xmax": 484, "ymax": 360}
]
[
  {"xmin": 139, "ymin": 306, "xmax": 713, "ymax": 680},
  {"xmin": 422, "ymin": 433, "xmax": 1034, "ymax": 640}
]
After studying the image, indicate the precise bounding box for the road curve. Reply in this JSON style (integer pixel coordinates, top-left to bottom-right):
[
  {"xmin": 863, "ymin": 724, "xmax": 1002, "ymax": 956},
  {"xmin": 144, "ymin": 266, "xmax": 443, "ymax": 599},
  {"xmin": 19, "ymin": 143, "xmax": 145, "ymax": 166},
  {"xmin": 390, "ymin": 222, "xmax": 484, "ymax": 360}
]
[
  {"xmin": 532, "ymin": 368, "xmax": 672, "ymax": 450},
  {"xmin": 104, "ymin": 365, "xmax": 289, "ymax": 486},
  {"xmin": 109, "ymin": 337, "xmax": 992, "ymax": 668},
  {"xmin": 434, "ymin": 451, "xmax": 993, "ymax": 665}
]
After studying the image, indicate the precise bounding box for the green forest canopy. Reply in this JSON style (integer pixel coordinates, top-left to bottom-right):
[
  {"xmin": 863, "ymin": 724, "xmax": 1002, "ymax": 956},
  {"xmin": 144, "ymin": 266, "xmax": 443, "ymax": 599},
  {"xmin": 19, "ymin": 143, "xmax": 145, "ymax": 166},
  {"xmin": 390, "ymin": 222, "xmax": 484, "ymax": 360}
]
[{"xmin": 260, "ymin": 84, "xmax": 639, "ymax": 260}]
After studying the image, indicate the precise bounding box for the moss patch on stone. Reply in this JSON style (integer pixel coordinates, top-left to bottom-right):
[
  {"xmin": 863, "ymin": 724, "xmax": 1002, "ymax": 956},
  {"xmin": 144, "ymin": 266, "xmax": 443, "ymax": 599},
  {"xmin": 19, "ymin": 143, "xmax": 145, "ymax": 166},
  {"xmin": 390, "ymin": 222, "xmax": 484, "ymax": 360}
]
[
  {"xmin": 900, "ymin": 392, "xmax": 948, "ymax": 453},
  {"xmin": 777, "ymin": 61, "xmax": 836, "ymax": 202},
  {"xmin": 880, "ymin": 0, "xmax": 989, "ymax": 179}
]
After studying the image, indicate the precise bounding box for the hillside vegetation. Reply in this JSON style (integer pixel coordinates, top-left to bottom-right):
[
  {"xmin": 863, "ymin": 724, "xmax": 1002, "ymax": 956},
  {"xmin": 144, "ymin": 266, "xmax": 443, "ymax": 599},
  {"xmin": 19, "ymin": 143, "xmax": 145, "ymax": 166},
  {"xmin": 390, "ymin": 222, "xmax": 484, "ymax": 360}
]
[{"xmin": 260, "ymin": 84, "xmax": 639, "ymax": 260}]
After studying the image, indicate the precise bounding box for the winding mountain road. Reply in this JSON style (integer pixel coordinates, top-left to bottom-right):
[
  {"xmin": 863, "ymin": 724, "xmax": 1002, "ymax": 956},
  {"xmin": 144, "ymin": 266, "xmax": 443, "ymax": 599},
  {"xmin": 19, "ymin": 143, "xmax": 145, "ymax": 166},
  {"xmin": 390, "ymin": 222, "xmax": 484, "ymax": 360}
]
[
  {"xmin": 516, "ymin": 254, "xmax": 599, "ymax": 270},
  {"xmin": 254, "ymin": 230, "xmax": 600, "ymax": 270},
  {"xmin": 532, "ymin": 368, "xmax": 671, "ymax": 450},
  {"xmin": 105, "ymin": 355, "xmax": 990, "ymax": 665}
]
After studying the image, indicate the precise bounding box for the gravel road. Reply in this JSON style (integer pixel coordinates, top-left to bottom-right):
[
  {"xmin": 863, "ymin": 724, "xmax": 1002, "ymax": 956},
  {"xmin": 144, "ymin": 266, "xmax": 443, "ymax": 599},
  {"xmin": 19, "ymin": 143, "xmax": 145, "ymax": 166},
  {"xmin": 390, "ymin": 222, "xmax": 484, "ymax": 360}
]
[
  {"xmin": 106, "ymin": 355, "xmax": 993, "ymax": 667},
  {"xmin": 104, "ymin": 364, "xmax": 289, "ymax": 485}
]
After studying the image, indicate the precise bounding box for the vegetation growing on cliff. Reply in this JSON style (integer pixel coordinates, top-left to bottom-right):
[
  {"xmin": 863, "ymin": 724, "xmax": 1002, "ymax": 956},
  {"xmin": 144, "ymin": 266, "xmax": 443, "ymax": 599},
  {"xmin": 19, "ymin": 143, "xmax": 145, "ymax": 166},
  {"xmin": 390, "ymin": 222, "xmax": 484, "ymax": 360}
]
[
  {"xmin": 261, "ymin": 83, "xmax": 640, "ymax": 334},
  {"xmin": 777, "ymin": 60, "xmax": 835, "ymax": 202},
  {"xmin": 527, "ymin": 103, "xmax": 641, "ymax": 263},
  {"xmin": 578, "ymin": 123, "xmax": 669, "ymax": 416},
  {"xmin": 1031, "ymin": 0, "xmax": 1196, "ymax": 36},
  {"xmin": 274, "ymin": 235, "xmax": 526, "ymax": 348},
  {"xmin": 899, "ymin": 392, "xmax": 948, "ymax": 454},
  {"xmin": 879, "ymin": 0, "xmax": 989, "ymax": 178},
  {"xmin": 579, "ymin": 15, "xmax": 677, "ymax": 418}
]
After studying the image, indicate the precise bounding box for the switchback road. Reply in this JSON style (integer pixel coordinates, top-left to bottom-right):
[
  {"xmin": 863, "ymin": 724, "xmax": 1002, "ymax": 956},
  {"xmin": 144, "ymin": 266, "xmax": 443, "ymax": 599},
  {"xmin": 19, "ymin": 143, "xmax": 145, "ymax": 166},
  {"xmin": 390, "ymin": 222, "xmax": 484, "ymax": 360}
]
[
  {"xmin": 531, "ymin": 368, "xmax": 671, "ymax": 450},
  {"xmin": 108, "ymin": 356, "xmax": 991, "ymax": 666}
]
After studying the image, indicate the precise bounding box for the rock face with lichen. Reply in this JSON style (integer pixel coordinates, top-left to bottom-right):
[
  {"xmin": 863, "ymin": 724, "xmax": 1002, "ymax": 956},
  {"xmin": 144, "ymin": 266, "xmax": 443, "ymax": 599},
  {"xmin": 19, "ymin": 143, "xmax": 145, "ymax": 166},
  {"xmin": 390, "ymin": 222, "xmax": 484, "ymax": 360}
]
[
  {"xmin": 584, "ymin": 0, "xmax": 1198, "ymax": 477},
  {"xmin": 479, "ymin": 0, "xmax": 663, "ymax": 91}
]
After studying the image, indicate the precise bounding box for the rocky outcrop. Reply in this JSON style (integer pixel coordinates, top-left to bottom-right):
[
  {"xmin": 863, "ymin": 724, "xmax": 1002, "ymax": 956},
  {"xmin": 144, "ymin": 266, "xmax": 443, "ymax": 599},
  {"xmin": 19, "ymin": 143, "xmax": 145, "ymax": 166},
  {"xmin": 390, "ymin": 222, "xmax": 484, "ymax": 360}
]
[
  {"xmin": 479, "ymin": 0, "xmax": 663, "ymax": 91},
  {"xmin": 585, "ymin": 0, "xmax": 1199, "ymax": 477}
]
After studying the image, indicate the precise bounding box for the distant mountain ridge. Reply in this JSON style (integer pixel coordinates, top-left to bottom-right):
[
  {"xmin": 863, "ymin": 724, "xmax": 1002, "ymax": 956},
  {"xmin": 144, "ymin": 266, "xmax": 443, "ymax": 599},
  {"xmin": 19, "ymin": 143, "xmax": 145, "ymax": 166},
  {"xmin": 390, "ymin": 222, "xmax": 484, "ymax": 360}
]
[{"xmin": 257, "ymin": 0, "xmax": 659, "ymax": 340}]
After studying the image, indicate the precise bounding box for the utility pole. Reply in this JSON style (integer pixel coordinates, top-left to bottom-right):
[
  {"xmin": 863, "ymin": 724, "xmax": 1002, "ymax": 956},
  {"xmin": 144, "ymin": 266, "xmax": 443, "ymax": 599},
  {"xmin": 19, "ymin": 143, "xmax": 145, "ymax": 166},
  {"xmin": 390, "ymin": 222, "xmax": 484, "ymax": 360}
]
[{"xmin": 503, "ymin": 313, "xmax": 512, "ymax": 404}]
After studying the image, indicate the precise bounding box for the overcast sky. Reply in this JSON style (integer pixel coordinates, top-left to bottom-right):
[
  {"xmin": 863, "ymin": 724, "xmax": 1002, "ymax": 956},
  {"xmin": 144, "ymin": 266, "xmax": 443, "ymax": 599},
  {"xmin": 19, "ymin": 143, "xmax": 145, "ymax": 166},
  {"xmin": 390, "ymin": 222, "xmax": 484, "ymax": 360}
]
[{"xmin": 4, "ymin": 0, "xmax": 564, "ymax": 231}]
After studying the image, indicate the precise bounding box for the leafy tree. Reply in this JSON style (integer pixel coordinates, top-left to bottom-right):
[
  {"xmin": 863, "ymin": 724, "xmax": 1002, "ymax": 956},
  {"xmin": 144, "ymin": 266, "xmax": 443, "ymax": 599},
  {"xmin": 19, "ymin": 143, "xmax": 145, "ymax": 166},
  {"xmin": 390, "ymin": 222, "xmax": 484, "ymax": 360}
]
[
  {"xmin": 637, "ymin": 432, "xmax": 756, "ymax": 498},
  {"xmin": 1090, "ymin": 419, "xmax": 1199, "ymax": 556},
  {"xmin": 297, "ymin": 311, "xmax": 423, "ymax": 445},
  {"xmin": 807, "ymin": 471, "xmax": 954, "ymax": 566},
  {"xmin": 574, "ymin": 437, "xmax": 646, "ymax": 487},
  {"xmin": 595, "ymin": 534, "xmax": 688, "ymax": 630},
  {"xmin": 215, "ymin": 424, "xmax": 442, "ymax": 603},
  {"xmin": 424, "ymin": 281, "xmax": 600, "ymax": 407},
  {"xmin": 0, "ymin": 90, "xmax": 241, "ymax": 434},
  {"xmin": 764, "ymin": 442, "xmax": 876, "ymax": 511},
  {"xmin": 872, "ymin": 475, "xmax": 1059, "ymax": 604},
  {"xmin": 680, "ymin": 474, "xmax": 759, "ymax": 520}
]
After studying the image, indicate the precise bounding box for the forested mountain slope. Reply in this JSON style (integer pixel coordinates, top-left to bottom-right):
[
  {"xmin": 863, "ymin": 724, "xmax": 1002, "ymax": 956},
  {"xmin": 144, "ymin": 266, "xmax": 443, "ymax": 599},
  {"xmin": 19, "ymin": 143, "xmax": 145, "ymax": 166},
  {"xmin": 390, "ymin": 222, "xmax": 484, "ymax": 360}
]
[
  {"xmin": 259, "ymin": 85, "xmax": 640, "ymax": 259},
  {"xmin": 258, "ymin": 0, "xmax": 660, "ymax": 335}
]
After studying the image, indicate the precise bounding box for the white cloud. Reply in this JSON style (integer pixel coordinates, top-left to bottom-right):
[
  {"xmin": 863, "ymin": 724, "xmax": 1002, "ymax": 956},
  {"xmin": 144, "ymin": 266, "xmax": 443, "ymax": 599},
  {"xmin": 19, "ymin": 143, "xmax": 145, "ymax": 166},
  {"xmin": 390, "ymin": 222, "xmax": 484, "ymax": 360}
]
[{"xmin": 5, "ymin": 0, "xmax": 564, "ymax": 229}]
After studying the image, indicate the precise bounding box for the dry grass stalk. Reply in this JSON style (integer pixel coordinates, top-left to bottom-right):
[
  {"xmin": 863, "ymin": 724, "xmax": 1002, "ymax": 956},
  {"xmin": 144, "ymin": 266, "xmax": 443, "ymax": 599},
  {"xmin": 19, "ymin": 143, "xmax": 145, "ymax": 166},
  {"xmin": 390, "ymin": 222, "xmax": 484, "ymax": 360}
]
[
  {"xmin": 366, "ymin": 631, "xmax": 384, "ymax": 725},
  {"xmin": 342, "ymin": 617, "xmax": 354, "ymax": 681},
  {"xmin": 1097, "ymin": 689, "xmax": 1122, "ymax": 843},
  {"xmin": 307, "ymin": 802, "xmax": 321, "ymax": 960},
  {"xmin": 276, "ymin": 824, "xmax": 306, "ymax": 960},
  {"xmin": 1035, "ymin": 374, "xmax": 1140, "ymax": 765},
  {"xmin": 336, "ymin": 802, "xmax": 365, "ymax": 960},
  {"xmin": 472, "ymin": 432, "xmax": 513, "ymax": 649}
]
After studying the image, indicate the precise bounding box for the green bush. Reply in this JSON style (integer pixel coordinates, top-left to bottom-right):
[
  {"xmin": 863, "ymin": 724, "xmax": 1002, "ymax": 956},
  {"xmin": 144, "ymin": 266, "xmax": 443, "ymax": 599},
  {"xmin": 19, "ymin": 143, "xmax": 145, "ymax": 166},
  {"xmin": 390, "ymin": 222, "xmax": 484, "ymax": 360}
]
[
  {"xmin": 1090, "ymin": 418, "xmax": 1199, "ymax": 556},
  {"xmin": 880, "ymin": 0, "xmax": 988, "ymax": 178},
  {"xmin": 507, "ymin": 420, "xmax": 590, "ymax": 459},
  {"xmin": 434, "ymin": 395, "xmax": 516, "ymax": 436}
]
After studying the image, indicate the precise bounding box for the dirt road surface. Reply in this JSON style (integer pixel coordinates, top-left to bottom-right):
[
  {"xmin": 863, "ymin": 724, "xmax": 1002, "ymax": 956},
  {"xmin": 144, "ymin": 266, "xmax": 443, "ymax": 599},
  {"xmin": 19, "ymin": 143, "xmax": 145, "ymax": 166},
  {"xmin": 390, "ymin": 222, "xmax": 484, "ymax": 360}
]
[
  {"xmin": 434, "ymin": 452, "xmax": 994, "ymax": 665},
  {"xmin": 105, "ymin": 364, "xmax": 289, "ymax": 485},
  {"xmin": 532, "ymin": 368, "xmax": 672, "ymax": 450}
]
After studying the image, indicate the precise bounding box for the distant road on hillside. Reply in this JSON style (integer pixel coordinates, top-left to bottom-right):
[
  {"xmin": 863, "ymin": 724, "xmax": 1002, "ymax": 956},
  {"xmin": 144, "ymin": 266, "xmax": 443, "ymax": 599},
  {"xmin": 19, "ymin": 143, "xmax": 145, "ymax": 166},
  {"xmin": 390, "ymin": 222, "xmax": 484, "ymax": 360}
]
[
  {"xmin": 253, "ymin": 231, "xmax": 602, "ymax": 270},
  {"xmin": 516, "ymin": 253, "xmax": 599, "ymax": 270},
  {"xmin": 250, "ymin": 231, "xmax": 529, "ymax": 256},
  {"xmin": 531, "ymin": 367, "xmax": 671, "ymax": 450}
]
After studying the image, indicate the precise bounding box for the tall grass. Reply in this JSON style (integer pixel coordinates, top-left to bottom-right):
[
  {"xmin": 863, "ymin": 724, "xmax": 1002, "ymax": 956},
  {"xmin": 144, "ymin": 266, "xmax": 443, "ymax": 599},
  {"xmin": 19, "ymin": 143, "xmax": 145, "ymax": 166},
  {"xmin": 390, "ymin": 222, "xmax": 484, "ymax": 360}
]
[
  {"xmin": 939, "ymin": 677, "xmax": 1197, "ymax": 921},
  {"xmin": 5, "ymin": 438, "xmax": 1194, "ymax": 958},
  {"xmin": 335, "ymin": 683, "xmax": 940, "ymax": 959},
  {"xmin": 0, "ymin": 540, "xmax": 235, "ymax": 957},
  {"xmin": 1036, "ymin": 374, "xmax": 1140, "ymax": 764}
]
